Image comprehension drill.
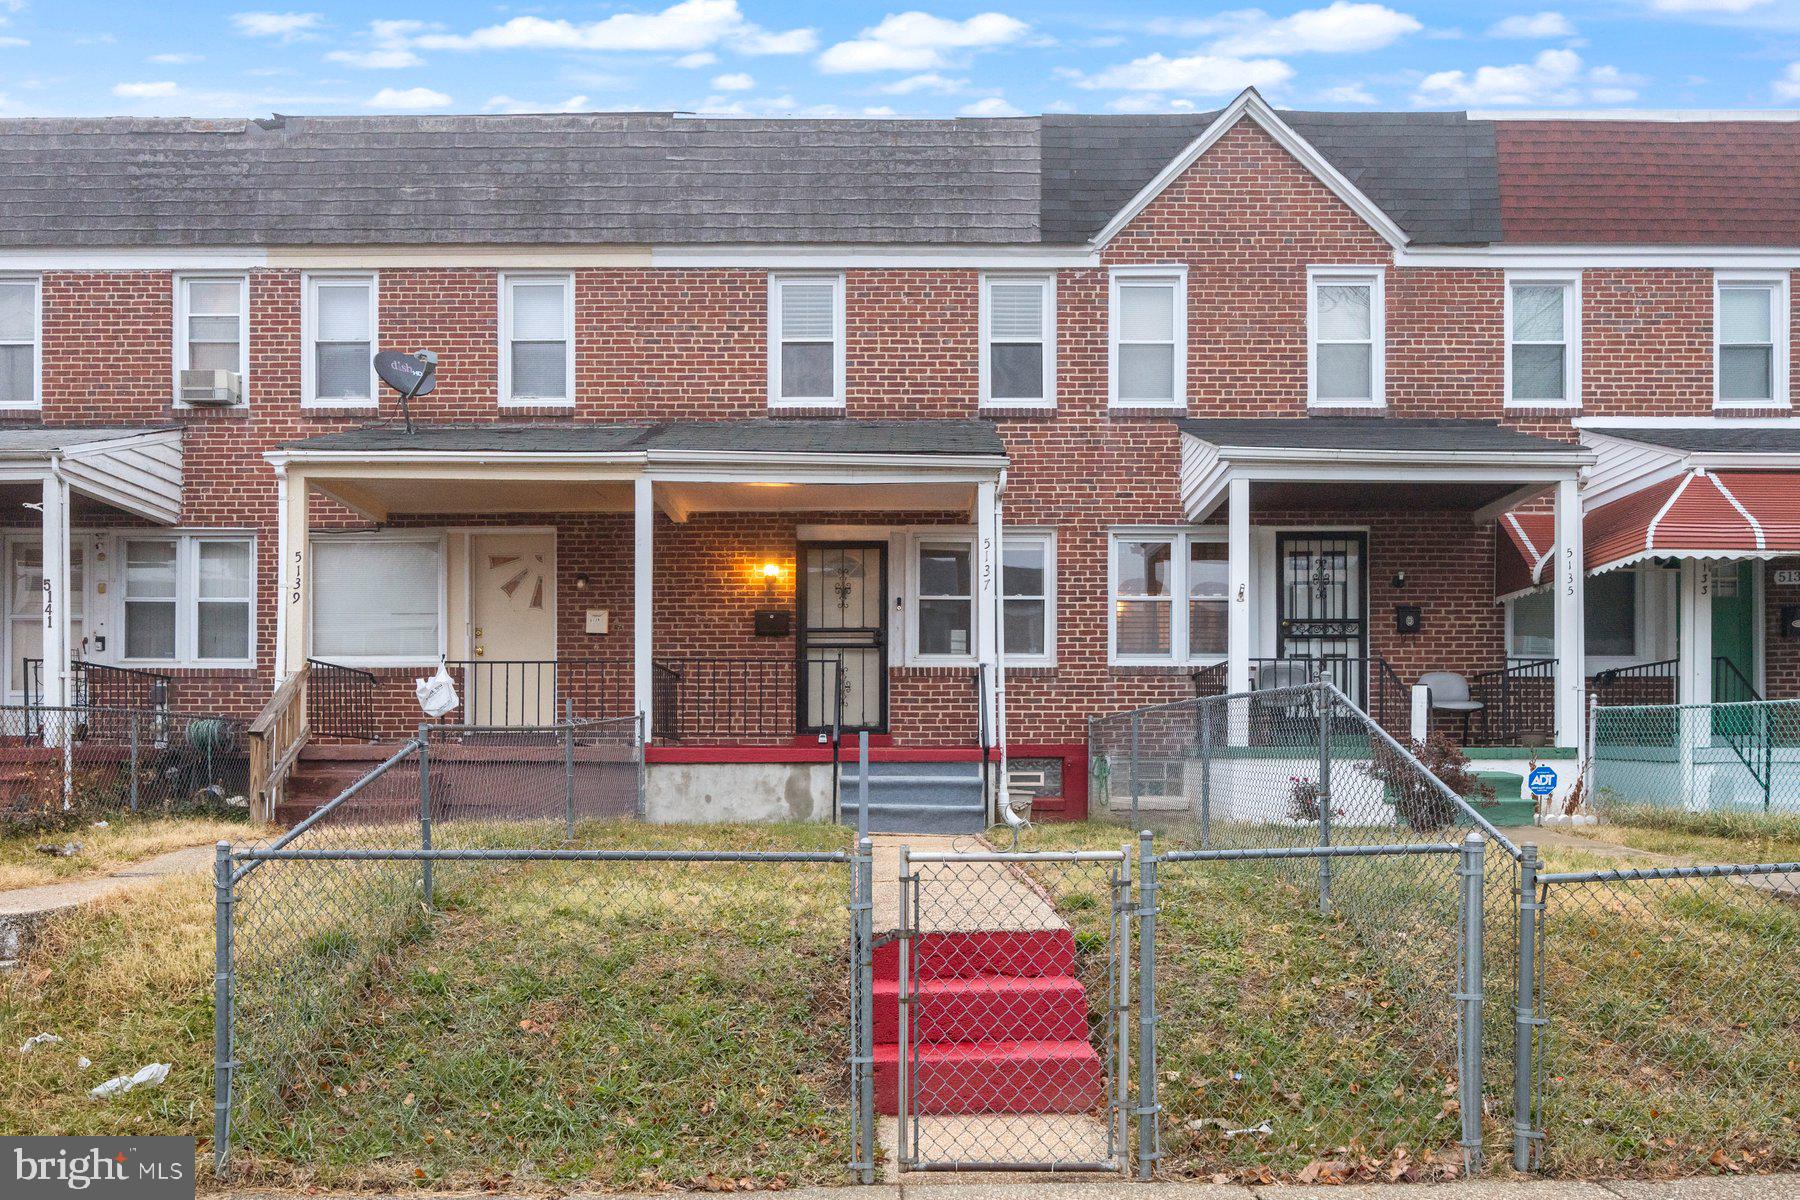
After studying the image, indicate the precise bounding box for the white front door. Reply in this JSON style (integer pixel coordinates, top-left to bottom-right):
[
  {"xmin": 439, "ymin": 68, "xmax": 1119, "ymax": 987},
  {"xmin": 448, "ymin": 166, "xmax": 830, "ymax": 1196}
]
[
  {"xmin": 467, "ymin": 531, "xmax": 557, "ymax": 725},
  {"xmin": 7, "ymin": 537, "xmax": 86, "ymax": 703}
]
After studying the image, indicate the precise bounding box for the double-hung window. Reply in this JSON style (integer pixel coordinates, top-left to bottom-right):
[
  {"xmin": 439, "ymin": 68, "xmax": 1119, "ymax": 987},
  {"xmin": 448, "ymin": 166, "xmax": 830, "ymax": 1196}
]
[
  {"xmin": 174, "ymin": 275, "xmax": 248, "ymax": 404},
  {"xmin": 769, "ymin": 274, "xmax": 845, "ymax": 406},
  {"xmin": 1110, "ymin": 529, "xmax": 1228, "ymax": 664},
  {"xmin": 309, "ymin": 534, "xmax": 444, "ymax": 664},
  {"xmin": 904, "ymin": 531, "xmax": 1056, "ymax": 665},
  {"xmin": 1109, "ymin": 268, "xmax": 1185, "ymax": 408},
  {"xmin": 1715, "ymin": 273, "xmax": 1789, "ymax": 408},
  {"xmin": 915, "ymin": 540, "xmax": 974, "ymax": 659},
  {"xmin": 0, "ymin": 277, "xmax": 38, "ymax": 409},
  {"xmin": 1002, "ymin": 535, "xmax": 1054, "ymax": 664},
  {"xmin": 980, "ymin": 274, "xmax": 1055, "ymax": 407},
  {"xmin": 304, "ymin": 274, "xmax": 377, "ymax": 406},
  {"xmin": 1506, "ymin": 274, "xmax": 1579, "ymax": 408},
  {"xmin": 1308, "ymin": 268, "xmax": 1383, "ymax": 407},
  {"xmin": 500, "ymin": 274, "xmax": 574, "ymax": 406},
  {"xmin": 122, "ymin": 534, "xmax": 254, "ymax": 665}
]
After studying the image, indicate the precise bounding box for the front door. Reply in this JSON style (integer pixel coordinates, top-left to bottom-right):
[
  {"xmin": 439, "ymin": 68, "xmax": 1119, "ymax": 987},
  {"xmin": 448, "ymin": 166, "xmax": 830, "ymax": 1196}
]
[
  {"xmin": 797, "ymin": 542, "xmax": 886, "ymax": 733},
  {"xmin": 1275, "ymin": 532, "xmax": 1367, "ymax": 704},
  {"xmin": 1710, "ymin": 562, "xmax": 1756, "ymax": 701},
  {"xmin": 468, "ymin": 532, "xmax": 557, "ymax": 725}
]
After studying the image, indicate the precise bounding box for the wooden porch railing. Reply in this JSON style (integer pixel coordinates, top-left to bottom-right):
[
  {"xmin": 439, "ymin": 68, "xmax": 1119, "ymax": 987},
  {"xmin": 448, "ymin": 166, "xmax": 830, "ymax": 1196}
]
[{"xmin": 248, "ymin": 665, "xmax": 308, "ymax": 824}]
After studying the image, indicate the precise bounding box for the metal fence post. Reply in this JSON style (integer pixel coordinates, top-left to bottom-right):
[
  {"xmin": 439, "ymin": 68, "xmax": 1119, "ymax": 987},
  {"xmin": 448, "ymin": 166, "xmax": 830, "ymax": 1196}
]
[
  {"xmin": 417, "ymin": 727, "xmax": 433, "ymax": 908},
  {"xmin": 1115, "ymin": 841, "xmax": 1133, "ymax": 1174},
  {"xmin": 211, "ymin": 840, "xmax": 234, "ymax": 1176},
  {"xmin": 635, "ymin": 711, "xmax": 648, "ymax": 820},
  {"xmin": 1199, "ymin": 699, "xmax": 1212, "ymax": 848},
  {"xmin": 1317, "ymin": 680, "xmax": 1333, "ymax": 914},
  {"xmin": 1513, "ymin": 844, "xmax": 1543, "ymax": 1171},
  {"xmin": 563, "ymin": 698, "xmax": 576, "ymax": 839},
  {"xmin": 1136, "ymin": 829, "xmax": 1159, "ymax": 1180},
  {"xmin": 129, "ymin": 714, "xmax": 141, "ymax": 813},
  {"xmin": 895, "ymin": 844, "xmax": 912, "ymax": 1166},
  {"xmin": 1129, "ymin": 711, "xmax": 1142, "ymax": 827},
  {"xmin": 850, "ymin": 837, "xmax": 876, "ymax": 1184},
  {"xmin": 1458, "ymin": 832, "xmax": 1486, "ymax": 1175},
  {"xmin": 857, "ymin": 731, "xmax": 870, "ymax": 842}
]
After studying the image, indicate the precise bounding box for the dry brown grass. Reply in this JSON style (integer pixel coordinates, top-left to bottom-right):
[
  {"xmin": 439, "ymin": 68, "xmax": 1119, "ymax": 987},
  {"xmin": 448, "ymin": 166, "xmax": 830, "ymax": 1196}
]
[{"xmin": 0, "ymin": 816, "xmax": 262, "ymax": 892}]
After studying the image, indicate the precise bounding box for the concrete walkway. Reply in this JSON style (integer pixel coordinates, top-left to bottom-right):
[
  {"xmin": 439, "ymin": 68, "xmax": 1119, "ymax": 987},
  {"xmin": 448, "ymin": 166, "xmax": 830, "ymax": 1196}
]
[{"xmin": 0, "ymin": 842, "xmax": 213, "ymax": 963}]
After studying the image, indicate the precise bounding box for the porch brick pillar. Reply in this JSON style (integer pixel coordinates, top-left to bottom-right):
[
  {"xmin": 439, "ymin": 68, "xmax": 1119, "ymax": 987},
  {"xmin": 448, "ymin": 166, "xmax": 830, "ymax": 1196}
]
[
  {"xmin": 40, "ymin": 471, "xmax": 70, "ymax": 710},
  {"xmin": 1226, "ymin": 476, "xmax": 1251, "ymax": 696},
  {"xmin": 1552, "ymin": 477, "xmax": 1585, "ymax": 753},
  {"xmin": 277, "ymin": 467, "xmax": 311, "ymax": 678},
  {"xmin": 633, "ymin": 476, "xmax": 654, "ymax": 730}
]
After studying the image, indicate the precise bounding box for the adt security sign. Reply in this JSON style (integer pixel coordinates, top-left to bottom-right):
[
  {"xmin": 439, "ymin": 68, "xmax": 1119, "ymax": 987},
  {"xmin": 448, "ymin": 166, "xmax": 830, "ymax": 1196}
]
[{"xmin": 1528, "ymin": 765, "xmax": 1558, "ymax": 797}]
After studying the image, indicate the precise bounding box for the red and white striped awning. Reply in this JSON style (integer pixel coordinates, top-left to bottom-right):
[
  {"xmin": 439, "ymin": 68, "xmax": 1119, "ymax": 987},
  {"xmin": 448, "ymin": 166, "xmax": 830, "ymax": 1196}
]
[
  {"xmin": 1494, "ymin": 511, "xmax": 1554, "ymax": 600},
  {"xmin": 1585, "ymin": 468, "xmax": 1800, "ymax": 573}
]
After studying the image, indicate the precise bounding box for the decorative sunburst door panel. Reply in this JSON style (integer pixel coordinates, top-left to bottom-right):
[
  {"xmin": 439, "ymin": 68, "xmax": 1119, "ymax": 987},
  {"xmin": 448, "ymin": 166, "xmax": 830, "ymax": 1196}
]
[{"xmin": 467, "ymin": 532, "xmax": 558, "ymax": 725}]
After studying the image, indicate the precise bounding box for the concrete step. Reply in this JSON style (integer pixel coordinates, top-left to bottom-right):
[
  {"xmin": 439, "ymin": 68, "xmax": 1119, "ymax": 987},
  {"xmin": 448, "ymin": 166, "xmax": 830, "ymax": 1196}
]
[
  {"xmin": 874, "ymin": 929, "xmax": 1077, "ymax": 981},
  {"xmin": 847, "ymin": 761, "xmax": 983, "ymax": 780},
  {"xmin": 872, "ymin": 1039, "xmax": 1105, "ymax": 1115},
  {"xmin": 873, "ymin": 974, "xmax": 1089, "ymax": 1044},
  {"xmin": 841, "ymin": 805, "xmax": 986, "ymax": 835}
]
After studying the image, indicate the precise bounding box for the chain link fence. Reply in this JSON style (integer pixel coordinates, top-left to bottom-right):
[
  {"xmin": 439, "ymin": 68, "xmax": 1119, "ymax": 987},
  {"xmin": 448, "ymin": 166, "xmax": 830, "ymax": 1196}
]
[
  {"xmin": 0, "ymin": 704, "xmax": 249, "ymax": 826},
  {"xmin": 1519, "ymin": 858, "xmax": 1800, "ymax": 1176},
  {"xmin": 1593, "ymin": 699, "xmax": 1800, "ymax": 816}
]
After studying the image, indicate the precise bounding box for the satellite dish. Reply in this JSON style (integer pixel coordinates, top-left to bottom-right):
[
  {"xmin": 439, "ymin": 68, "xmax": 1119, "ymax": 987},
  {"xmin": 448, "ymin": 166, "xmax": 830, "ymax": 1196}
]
[{"xmin": 374, "ymin": 350, "xmax": 437, "ymax": 399}]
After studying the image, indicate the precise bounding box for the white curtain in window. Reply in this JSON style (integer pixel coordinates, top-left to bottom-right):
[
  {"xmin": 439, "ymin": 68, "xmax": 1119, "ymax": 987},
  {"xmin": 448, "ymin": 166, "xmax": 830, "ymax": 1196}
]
[
  {"xmin": 0, "ymin": 280, "xmax": 33, "ymax": 405},
  {"xmin": 1117, "ymin": 281, "xmax": 1175, "ymax": 401},
  {"xmin": 1719, "ymin": 285, "xmax": 1775, "ymax": 401},
  {"xmin": 312, "ymin": 539, "xmax": 441, "ymax": 658},
  {"xmin": 509, "ymin": 281, "xmax": 568, "ymax": 399},
  {"xmin": 1511, "ymin": 284, "xmax": 1567, "ymax": 402},
  {"xmin": 314, "ymin": 281, "xmax": 372, "ymax": 399}
]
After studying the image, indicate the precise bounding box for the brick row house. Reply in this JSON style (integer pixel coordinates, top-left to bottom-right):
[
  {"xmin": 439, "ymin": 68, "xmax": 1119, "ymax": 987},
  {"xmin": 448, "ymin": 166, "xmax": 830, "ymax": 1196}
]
[{"xmin": 4, "ymin": 89, "xmax": 1799, "ymax": 826}]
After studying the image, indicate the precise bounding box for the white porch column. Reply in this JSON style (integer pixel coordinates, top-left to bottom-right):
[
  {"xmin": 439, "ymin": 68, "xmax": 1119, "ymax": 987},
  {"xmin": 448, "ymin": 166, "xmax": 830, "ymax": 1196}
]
[
  {"xmin": 40, "ymin": 471, "xmax": 70, "ymax": 711},
  {"xmin": 277, "ymin": 468, "xmax": 311, "ymax": 677},
  {"xmin": 1226, "ymin": 476, "xmax": 1251, "ymax": 695},
  {"xmin": 1552, "ymin": 477, "xmax": 1585, "ymax": 752},
  {"xmin": 633, "ymin": 476, "xmax": 654, "ymax": 730},
  {"xmin": 1677, "ymin": 559, "xmax": 1714, "ymax": 807},
  {"xmin": 975, "ymin": 480, "xmax": 1000, "ymax": 753}
]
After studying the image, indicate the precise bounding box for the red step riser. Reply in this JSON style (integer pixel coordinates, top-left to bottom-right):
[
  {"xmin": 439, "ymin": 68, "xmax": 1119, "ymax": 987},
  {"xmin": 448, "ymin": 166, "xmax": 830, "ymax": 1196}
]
[
  {"xmin": 873, "ymin": 929, "xmax": 1076, "ymax": 980},
  {"xmin": 872, "ymin": 1043, "xmax": 1104, "ymax": 1115},
  {"xmin": 872, "ymin": 977, "xmax": 1089, "ymax": 1044}
]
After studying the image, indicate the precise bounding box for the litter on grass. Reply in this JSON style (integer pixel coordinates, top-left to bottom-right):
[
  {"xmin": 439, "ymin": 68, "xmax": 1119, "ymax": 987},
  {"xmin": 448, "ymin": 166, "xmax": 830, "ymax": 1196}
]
[
  {"xmin": 90, "ymin": 1063, "xmax": 169, "ymax": 1098},
  {"xmin": 18, "ymin": 1032, "xmax": 62, "ymax": 1052}
]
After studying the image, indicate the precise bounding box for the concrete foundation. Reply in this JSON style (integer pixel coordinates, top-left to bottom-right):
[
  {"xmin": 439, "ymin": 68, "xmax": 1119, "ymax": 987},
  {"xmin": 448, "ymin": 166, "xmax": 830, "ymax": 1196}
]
[{"xmin": 643, "ymin": 761, "xmax": 836, "ymax": 823}]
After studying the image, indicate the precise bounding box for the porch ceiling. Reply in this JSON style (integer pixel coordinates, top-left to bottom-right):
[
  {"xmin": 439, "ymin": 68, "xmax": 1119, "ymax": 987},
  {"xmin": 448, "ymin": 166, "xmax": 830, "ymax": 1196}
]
[{"xmin": 0, "ymin": 425, "xmax": 182, "ymax": 524}]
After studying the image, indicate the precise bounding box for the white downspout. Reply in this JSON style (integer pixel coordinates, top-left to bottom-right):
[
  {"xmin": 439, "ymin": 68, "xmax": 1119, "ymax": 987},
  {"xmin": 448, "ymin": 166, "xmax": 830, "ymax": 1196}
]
[{"xmin": 992, "ymin": 472, "xmax": 1024, "ymax": 835}]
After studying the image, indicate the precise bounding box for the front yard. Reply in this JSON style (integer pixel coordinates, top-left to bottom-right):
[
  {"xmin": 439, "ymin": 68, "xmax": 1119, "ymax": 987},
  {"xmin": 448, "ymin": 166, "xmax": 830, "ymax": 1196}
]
[{"xmin": 0, "ymin": 814, "xmax": 257, "ymax": 891}]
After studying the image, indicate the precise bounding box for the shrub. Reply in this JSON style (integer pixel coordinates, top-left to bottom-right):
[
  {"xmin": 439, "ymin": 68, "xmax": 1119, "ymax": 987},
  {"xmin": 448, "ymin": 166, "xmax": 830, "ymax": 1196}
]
[
  {"xmin": 1287, "ymin": 776, "xmax": 1322, "ymax": 823},
  {"xmin": 1363, "ymin": 733, "xmax": 1493, "ymax": 833}
]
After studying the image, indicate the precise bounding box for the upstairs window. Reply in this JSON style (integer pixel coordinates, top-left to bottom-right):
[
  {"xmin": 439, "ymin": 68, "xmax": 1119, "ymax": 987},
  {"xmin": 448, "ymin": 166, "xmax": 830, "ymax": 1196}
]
[
  {"xmin": 981, "ymin": 275, "xmax": 1054, "ymax": 407},
  {"xmin": 500, "ymin": 274, "xmax": 574, "ymax": 406},
  {"xmin": 1507, "ymin": 275, "xmax": 1579, "ymax": 408},
  {"xmin": 1308, "ymin": 268, "xmax": 1383, "ymax": 407},
  {"xmin": 769, "ymin": 274, "xmax": 845, "ymax": 406},
  {"xmin": 174, "ymin": 275, "xmax": 248, "ymax": 404},
  {"xmin": 1110, "ymin": 269, "xmax": 1185, "ymax": 408},
  {"xmin": 0, "ymin": 276, "xmax": 38, "ymax": 409},
  {"xmin": 1715, "ymin": 274, "xmax": 1788, "ymax": 408},
  {"xmin": 304, "ymin": 274, "xmax": 377, "ymax": 406}
]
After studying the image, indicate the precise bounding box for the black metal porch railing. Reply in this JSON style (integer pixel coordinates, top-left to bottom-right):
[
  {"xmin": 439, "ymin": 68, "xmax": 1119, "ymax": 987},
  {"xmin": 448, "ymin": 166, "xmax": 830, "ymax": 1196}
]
[
  {"xmin": 440, "ymin": 658, "xmax": 630, "ymax": 728},
  {"xmin": 1588, "ymin": 657, "xmax": 1678, "ymax": 708},
  {"xmin": 1251, "ymin": 655, "xmax": 1362, "ymax": 703},
  {"xmin": 651, "ymin": 656, "xmax": 798, "ymax": 743},
  {"xmin": 1712, "ymin": 655, "xmax": 1763, "ymax": 705},
  {"xmin": 1190, "ymin": 661, "xmax": 1228, "ymax": 699},
  {"xmin": 305, "ymin": 659, "xmax": 378, "ymax": 741},
  {"xmin": 24, "ymin": 658, "xmax": 174, "ymax": 711},
  {"xmin": 1468, "ymin": 657, "xmax": 1556, "ymax": 745},
  {"xmin": 1373, "ymin": 654, "xmax": 1407, "ymax": 737}
]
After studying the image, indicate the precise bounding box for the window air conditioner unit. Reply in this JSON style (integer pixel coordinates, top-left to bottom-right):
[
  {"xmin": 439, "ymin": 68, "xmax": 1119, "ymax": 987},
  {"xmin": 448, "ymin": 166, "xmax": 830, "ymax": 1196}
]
[{"xmin": 179, "ymin": 369, "xmax": 242, "ymax": 406}]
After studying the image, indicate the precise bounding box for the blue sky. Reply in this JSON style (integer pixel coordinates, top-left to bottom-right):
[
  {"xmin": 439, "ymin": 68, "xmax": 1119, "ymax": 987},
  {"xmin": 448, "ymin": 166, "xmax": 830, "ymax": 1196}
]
[{"xmin": 7, "ymin": 1, "xmax": 1800, "ymax": 118}]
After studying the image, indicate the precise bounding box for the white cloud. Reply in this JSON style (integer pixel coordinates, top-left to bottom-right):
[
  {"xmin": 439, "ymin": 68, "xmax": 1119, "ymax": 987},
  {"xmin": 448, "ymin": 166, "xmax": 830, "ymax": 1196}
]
[
  {"xmin": 1649, "ymin": 0, "xmax": 1768, "ymax": 11},
  {"xmin": 878, "ymin": 72, "xmax": 968, "ymax": 94},
  {"xmin": 485, "ymin": 94, "xmax": 592, "ymax": 113},
  {"xmin": 148, "ymin": 52, "xmax": 203, "ymax": 64},
  {"xmin": 113, "ymin": 80, "xmax": 180, "ymax": 98},
  {"xmin": 230, "ymin": 11, "xmax": 324, "ymax": 42},
  {"xmin": 711, "ymin": 71, "xmax": 755, "ymax": 90},
  {"xmin": 675, "ymin": 51, "xmax": 717, "ymax": 67},
  {"xmin": 1413, "ymin": 49, "xmax": 1639, "ymax": 106},
  {"xmin": 418, "ymin": 0, "xmax": 815, "ymax": 57},
  {"xmin": 1487, "ymin": 12, "xmax": 1575, "ymax": 38},
  {"xmin": 1075, "ymin": 51, "xmax": 1295, "ymax": 96},
  {"xmin": 327, "ymin": 20, "xmax": 427, "ymax": 69},
  {"xmin": 959, "ymin": 95, "xmax": 1022, "ymax": 116},
  {"xmin": 1320, "ymin": 82, "xmax": 1377, "ymax": 104},
  {"xmin": 0, "ymin": 36, "xmax": 23, "ymax": 47},
  {"xmin": 1198, "ymin": 3, "xmax": 1422, "ymax": 57},
  {"xmin": 817, "ymin": 11, "xmax": 1030, "ymax": 74},
  {"xmin": 366, "ymin": 85, "xmax": 451, "ymax": 110},
  {"xmin": 1775, "ymin": 62, "xmax": 1800, "ymax": 99}
]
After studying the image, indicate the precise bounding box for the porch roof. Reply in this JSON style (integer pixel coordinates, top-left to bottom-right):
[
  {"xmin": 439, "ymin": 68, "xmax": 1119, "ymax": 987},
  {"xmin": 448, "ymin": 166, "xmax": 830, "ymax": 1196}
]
[
  {"xmin": 0, "ymin": 424, "xmax": 182, "ymax": 523},
  {"xmin": 1586, "ymin": 468, "xmax": 1800, "ymax": 573},
  {"xmin": 1176, "ymin": 418, "xmax": 1592, "ymax": 520},
  {"xmin": 1495, "ymin": 510, "xmax": 1554, "ymax": 601}
]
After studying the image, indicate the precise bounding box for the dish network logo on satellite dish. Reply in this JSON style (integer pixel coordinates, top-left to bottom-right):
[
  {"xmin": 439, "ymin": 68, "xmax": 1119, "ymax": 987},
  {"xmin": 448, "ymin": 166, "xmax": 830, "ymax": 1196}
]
[{"xmin": 373, "ymin": 349, "xmax": 437, "ymax": 433}]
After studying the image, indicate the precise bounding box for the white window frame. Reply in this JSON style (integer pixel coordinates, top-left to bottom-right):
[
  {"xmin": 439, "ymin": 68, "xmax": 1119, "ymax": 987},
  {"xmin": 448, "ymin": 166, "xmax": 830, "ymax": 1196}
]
[
  {"xmin": 498, "ymin": 272, "xmax": 575, "ymax": 408},
  {"xmin": 1713, "ymin": 271, "xmax": 1790, "ymax": 410},
  {"xmin": 1108, "ymin": 266, "xmax": 1187, "ymax": 410},
  {"xmin": 1107, "ymin": 527, "xmax": 1227, "ymax": 666},
  {"xmin": 999, "ymin": 530, "xmax": 1056, "ymax": 667},
  {"xmin": 172, "ymin": 273, "xmax": 250, "ymax": 408},
  {"xmin": 1306, "ymin": 266, "xmax": 1385, "ymax": 409},
  {"xmin": 1504, "ymin": 564, "xmax": 1676, "ymax": 673},
  {"xmin": 1504, "ymin": 271, "xmax": 1581, "ymax": 410},
  {"xmin": 979, "ymin": 273, "xmax": 1056, "ymax": 409},
  {"xmin": 895, "ymin": 529, "xmax": 1057, "ymax": 667},
  {"xmin": 301, "ymin": 272, "xmax": 379, "ymax": 408},
  {"xmin": 767, "ymin": 273, "xmax": 846, "ymax": 408},
  {"xmin": 117, "ymin": 532, "xmax": 256, "ymax": 668},
  {"xmin": 0, "ymin": 274, "xmax": 41, "ymax": 411},
  {"xmin": 909, "ymin": 534, "xmax": 977, "ymax": 665},
  {"xmin": 307, "ymin": 530, "xmax": 448, "ymax": 668}
]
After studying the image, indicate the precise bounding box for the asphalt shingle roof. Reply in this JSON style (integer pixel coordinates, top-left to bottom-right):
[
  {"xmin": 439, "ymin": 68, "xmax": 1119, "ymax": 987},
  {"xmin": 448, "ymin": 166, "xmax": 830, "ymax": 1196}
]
[
  {"xmin": 1176, "ymin": 417, "xmax": 1581, "ymax": 455},
  {"xmin": 282, "ymin": 419, "xmax": 1007, "ymax": 458},
  {"xmin": 0, "ymin": 424, "xmax": 178, "ymax": 453},
  {"xmin": 1596, "ymin": 426, "xmax": 1800, "ymax": 454}
]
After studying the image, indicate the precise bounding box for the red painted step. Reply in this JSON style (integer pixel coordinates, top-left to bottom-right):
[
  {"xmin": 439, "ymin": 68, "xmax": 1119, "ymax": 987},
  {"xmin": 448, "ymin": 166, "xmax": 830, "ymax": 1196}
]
[
  {"xmin": 873, "ymin": 928, "xmax": 1076, "ymax": 981},
  {"xmin": 872, "ymin": 1040, "xmax": 1104, "ymax": 1115},
  {"xmin": 873, "ymin": 974, "xmax": 1089, "ymax": 1044}
]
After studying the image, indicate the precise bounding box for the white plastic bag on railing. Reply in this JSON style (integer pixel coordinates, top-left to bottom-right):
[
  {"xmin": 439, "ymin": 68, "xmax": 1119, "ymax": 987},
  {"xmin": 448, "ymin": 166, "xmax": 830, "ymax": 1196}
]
[{"xmin": 415, "ymin": 662, "xmax": 459, "ymax": 718}]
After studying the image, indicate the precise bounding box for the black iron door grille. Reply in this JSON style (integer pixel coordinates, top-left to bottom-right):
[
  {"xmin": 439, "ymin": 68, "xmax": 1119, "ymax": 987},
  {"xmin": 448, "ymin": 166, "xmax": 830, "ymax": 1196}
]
[
  {"xmin": 797, "ymin": 542, "xmax": 888, "ymax": 734},
  {"xmin": 1275, "ymin": 532, "xmax": 1367, "ymax": 704}
]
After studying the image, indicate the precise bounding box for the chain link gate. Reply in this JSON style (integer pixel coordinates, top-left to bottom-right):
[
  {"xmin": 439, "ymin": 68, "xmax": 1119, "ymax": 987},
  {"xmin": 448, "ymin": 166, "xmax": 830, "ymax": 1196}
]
[{"xmin": 894, "ymin": 847, "xmax": 1132, "ymax": 1172}]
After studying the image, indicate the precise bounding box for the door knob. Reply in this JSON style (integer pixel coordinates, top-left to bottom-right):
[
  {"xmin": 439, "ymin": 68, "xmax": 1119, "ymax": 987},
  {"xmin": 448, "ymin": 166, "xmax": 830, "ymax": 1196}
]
[{"xmin": 474, "ymin": 646, "xmax": 485, "ymax": 658}]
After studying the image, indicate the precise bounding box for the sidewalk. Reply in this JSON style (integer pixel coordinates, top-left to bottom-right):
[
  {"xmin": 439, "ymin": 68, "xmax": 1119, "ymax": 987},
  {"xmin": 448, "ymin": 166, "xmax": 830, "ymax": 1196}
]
[{"xmin": 0, "ymin": 842, "xmax": 212, "ymax": 964}]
